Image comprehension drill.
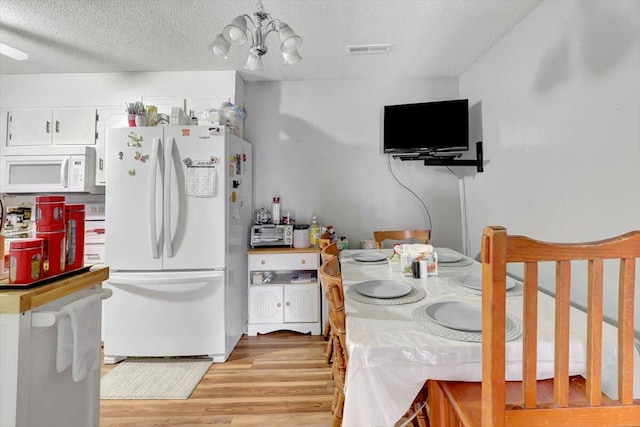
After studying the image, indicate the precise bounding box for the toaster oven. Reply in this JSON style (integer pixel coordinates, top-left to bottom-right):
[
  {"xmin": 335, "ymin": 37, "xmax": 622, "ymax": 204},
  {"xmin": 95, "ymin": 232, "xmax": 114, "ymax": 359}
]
[{"xmin": 251, "ymin": 224, "xmax": 293, "ymax": 247}]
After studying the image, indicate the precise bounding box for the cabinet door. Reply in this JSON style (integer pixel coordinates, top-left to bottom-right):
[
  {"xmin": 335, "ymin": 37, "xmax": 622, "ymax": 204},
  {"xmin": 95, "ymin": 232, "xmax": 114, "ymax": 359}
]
[
  {"xmin": 7, "ymin": 109, "xmax": 53, "ymax": 146},
  {"xmin": 249, "ymin": 285, "xmax": 283, "ymax": 324},
  {"xmin": 95, "ymin": 107, "xmax": 128, "ymax": 185},
  {"xmin": 284, "ymin": 284, "xmax": 319, "ymax": 323},
  {"xmin": 52, "ymin": 108, "xmax": 96, "ymax": 145}
]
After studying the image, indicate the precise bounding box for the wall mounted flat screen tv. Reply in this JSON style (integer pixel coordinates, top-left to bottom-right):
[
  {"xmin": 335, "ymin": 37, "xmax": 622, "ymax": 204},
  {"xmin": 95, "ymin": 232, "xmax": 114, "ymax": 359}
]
[{"xmin": 383, "ymin": 99, "xmax": 469, "ymax": 154}]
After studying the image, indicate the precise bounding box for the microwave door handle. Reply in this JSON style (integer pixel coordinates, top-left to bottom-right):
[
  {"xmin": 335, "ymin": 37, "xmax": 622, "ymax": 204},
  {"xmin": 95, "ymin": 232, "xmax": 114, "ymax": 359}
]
[
  {"xmin": 60, "ymin": 158, "xmax": 70, "ymax": 188},
  {"xmin": 149, "ymin": 138, "xmax": 162, "ymax": 259},
  {"xmin": 163, "ymin": 137, "xmax": 174, "ymax": 258}
]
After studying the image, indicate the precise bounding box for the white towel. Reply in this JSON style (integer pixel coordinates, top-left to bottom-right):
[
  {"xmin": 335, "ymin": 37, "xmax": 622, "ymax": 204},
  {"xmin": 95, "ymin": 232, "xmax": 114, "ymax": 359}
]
[{"xmin": 55, "ymin": 294, "xmax": 102, "ymax": 382}]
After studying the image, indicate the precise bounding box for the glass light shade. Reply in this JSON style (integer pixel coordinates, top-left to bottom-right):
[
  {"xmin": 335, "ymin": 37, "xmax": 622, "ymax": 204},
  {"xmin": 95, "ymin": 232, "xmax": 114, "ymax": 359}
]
[
  {"xmin": 278, "ymin": 24, "xmax": 302, "ymax": 53},
  {"xmin": 244, "ymin": 53, "xmax": 264, "ymax": 71},
  {"xmin": 212, "ymin": 34, "xmax": 230, "ymax": 59},
  {"xmin": 223, "ymin": 16, "xmax": 248, "ymax": 46},
  {"xmin": 282, "ymin": 50, "xmax": 302, "ymax": 65}
]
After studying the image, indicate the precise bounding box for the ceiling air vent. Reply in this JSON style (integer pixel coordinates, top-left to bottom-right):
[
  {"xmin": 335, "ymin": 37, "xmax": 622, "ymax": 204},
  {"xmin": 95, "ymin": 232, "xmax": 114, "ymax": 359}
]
[{"xmin": 346, "ymin": 44, "xmax": 391, "ymax": 55}]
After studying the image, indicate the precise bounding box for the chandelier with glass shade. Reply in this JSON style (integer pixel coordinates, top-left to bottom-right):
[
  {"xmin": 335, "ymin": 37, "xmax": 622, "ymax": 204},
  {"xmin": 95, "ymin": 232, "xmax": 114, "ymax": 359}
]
[{"xmin": 212, "ymin": 1, "xmax": 303, "ymax": 71}]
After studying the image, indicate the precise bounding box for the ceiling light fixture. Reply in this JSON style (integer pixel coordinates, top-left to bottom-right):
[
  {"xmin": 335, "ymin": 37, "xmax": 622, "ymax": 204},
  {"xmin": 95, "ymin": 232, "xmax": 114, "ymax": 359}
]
[
  {"xmin": 0, "ymin": 43, "xmax": 28, "ymax": 61},
  {"xmin": 212, "ymin": 1, "xmax": 302, "ymax": 71}
]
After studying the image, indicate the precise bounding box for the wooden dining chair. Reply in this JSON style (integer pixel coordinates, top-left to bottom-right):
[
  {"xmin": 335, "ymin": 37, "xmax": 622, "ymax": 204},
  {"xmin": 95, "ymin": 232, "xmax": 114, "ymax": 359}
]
[
  {"xmin": 319, "ymin": 256, "xmax": 347, "ymax": 427},
  {"xmin": 321, "ymin": 241, "xmax": 340, "ymax": 364},
  {"xmin": 373, "ymin": 229, "xmax": 431, "ymax": 249},
  {"xmin": 319, "ymin": 231, "xmax": 332, "ymax": 250},
  {"xmin": 428, "ymin": 226, "xmax": 640, "ymax": 427},
  {"xmin": 321, "ymin": 241, "xmax": 340, "ymax": 263}
]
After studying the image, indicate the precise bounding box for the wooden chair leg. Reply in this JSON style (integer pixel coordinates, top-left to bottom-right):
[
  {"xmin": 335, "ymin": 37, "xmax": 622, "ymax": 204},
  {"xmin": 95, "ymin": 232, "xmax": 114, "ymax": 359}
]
[
  {"xmin": 332, "ymin": 386, "xmax": 345, "ymax": 427},
  {"xmin": 325, "ymin": 329, "xmax": 334, "ymax": 365},
  {"xmin": 323, "ymin": 319, "xmax": 331, "ymax": 339}
]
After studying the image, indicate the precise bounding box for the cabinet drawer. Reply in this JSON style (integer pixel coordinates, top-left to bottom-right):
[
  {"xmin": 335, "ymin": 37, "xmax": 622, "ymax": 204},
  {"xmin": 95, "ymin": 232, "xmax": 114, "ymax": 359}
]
[{"xmin": 249, "ymin": 252, "xmax": 318, "ymax": 271}]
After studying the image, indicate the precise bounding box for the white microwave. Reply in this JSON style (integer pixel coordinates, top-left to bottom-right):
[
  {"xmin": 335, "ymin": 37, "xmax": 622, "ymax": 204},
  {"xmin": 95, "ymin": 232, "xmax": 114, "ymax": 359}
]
[{"xmin": 0, "ymin": 146, "xmax": 103, "ymax": 194}]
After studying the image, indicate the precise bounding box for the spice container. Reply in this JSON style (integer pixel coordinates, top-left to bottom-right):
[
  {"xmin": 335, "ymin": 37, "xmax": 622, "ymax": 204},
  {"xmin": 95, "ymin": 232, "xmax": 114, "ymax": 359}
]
[
  {"xmin": 36, "ymin": 195, "xmax": 65, "ymax": 227},
  {"xmin": 9, "ymin": 238, "xmax": 44, "ymax": 284},
  {"xmin": 65, "ymin": 204, "xmax": 85, "ymax": 271},
  {"xmin": 37, "ymin": 225, "xmax": 66, "ymax": 277},
  {"xmin": 272, "ymin": 197, "xmax": 281, "ymax": 225}
]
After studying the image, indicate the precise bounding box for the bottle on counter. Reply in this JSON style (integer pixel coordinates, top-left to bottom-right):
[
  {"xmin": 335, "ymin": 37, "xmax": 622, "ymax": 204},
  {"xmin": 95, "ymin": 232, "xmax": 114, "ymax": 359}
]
[
  {"xmin": 309, "ymin": 216, "xmax": 320, "ymax": 248},
  {"xmin": 272, "ymin": 197, "xmax": 281, "ymax": 225}
]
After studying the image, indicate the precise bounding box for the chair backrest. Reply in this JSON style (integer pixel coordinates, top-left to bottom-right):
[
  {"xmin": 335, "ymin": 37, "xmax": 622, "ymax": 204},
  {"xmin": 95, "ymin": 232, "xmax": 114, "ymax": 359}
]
[
  {"xmin": 319, "ymin": 256, "xmax": 347, "ymax": 365},
  {"xmin": 481, "ymin": 226, "xmax": 640, "ymax": 427},
  {"xmin": 321, "ymin": 241, "xmax": 340, "ymax": 263},
  {"xmin": 319, "ymin": 232, "xmax": 331, "ymax": 250},
  {"xmin": 373, "ymin": 229, "xmax": 430, "ymax": 249}
]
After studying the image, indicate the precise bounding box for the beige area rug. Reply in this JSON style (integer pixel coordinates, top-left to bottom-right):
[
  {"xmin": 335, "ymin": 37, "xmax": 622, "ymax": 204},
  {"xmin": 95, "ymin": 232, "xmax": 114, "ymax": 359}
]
[{"xmin": 100, "ymin": 357, "xmax": 213, "ymax": 399}]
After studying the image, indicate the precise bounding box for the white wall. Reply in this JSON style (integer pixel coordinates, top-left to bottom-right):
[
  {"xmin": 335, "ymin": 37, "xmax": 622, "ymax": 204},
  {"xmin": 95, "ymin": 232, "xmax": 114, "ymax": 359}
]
[
  {"xmin": 243, "ymin": 78, "xmax": 465, "ymax": 249},
  {"xmin": 460, "ymin": 0, "xmax": 640, "ymax": 332}
]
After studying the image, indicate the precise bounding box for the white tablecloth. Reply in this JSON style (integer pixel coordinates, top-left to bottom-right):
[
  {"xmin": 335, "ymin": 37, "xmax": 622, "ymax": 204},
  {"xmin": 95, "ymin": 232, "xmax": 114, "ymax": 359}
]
[{"xmin": 340, "ymin": 249, "xmax": 640, "ymax": 427}]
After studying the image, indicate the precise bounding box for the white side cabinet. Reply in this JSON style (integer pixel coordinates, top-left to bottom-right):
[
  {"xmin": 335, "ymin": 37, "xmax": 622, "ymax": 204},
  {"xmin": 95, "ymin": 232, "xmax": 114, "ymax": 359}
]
[
  {"xmin": 247, "ymin": 248, "xmax": 321, "ymax": 336},
  {"xmin": 5, "ymin": 108, "xmax": 97, "ymax": 146}
]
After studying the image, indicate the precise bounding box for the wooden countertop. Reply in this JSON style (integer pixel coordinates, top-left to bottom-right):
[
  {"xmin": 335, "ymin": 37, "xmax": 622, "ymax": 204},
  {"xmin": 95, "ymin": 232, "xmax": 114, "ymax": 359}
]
[
  {"xmin": 0, "ymin": 265, "xmax": 109, "ymax": 314},
  {"xmin": 247, "ymin": 247, "xmax": 319, "ymax": 255}
]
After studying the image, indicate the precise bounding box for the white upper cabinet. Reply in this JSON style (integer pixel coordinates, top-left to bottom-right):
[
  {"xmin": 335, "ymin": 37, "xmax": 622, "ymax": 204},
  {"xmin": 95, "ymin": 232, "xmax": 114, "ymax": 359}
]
[{"xmin": 6, "ymin": 108, "xmax": 97, "ymax": 146}]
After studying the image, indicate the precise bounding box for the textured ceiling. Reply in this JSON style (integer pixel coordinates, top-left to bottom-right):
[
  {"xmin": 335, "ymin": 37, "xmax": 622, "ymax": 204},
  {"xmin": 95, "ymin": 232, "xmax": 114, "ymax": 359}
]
[{"xmin": 0, "ymin": 0, "xmax": 542, "ymax": 82}]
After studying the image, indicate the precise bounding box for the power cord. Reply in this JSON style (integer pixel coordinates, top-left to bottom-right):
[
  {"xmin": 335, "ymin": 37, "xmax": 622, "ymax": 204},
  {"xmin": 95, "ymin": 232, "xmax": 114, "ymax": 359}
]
[{"xmin": 386, "ymin": 155, "xmax": 433, "ymax": 235}]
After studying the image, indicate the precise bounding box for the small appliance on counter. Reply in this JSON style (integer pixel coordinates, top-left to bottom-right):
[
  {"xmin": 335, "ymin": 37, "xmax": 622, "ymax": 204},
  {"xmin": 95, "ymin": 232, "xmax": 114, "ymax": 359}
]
[{"xmin": 250, "ymin": 224, "xmax": 293, "ymax": 248}]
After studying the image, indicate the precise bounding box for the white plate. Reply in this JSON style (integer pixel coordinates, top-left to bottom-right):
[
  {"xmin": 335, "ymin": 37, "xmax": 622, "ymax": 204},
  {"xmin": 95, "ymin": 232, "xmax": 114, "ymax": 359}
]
[
  {"xmin": 438, "ymin": 253, "xmax": 463, "ymax": 263},
  {"xmin": 355, "ymin": 280, "xmax": 412, "ymax": 299},
  {"xmin": 456, "ymin": 274, "xmax": 515, "ymax": 291},
  {"xmin": 351, "ymin": 252, "xmax": 388, "ymax": 262},
  {"xmin": 425, "ymin": 301, "xmax": 483, "ymax": 332}
]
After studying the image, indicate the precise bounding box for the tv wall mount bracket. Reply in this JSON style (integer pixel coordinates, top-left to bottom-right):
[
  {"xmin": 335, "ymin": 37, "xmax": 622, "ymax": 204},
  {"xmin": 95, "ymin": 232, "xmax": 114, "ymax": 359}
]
[{"xmin": 392, "ymin": 141, "xmax": 484, "ymax": 173}]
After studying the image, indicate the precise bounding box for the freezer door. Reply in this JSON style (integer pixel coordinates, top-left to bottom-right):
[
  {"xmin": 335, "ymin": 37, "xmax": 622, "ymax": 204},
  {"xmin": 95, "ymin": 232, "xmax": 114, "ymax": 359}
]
[
  {"xmin": 162, "ymin": 126, "xmax": 227, "ymax": 270},
  {"xmin": 105, "ymin": 127, "xmax": 164, "ymax": 270},
  {"xmin": 102, "ymin": 271, "xmax": 226, "ymax": 358}
]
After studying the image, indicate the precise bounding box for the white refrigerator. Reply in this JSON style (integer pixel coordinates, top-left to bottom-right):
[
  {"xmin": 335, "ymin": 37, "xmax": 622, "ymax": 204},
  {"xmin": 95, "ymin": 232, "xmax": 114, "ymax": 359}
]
[{"xmin": 103, "ymin": 125, "xmax": 252, "ymax": 364}]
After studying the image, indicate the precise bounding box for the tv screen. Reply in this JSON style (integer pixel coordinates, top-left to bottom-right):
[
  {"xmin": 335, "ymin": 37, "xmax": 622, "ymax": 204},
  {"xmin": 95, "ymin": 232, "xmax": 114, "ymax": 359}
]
[{"xmin": 383, "ymin": 99, "xmax": 469, "ymax": 154}]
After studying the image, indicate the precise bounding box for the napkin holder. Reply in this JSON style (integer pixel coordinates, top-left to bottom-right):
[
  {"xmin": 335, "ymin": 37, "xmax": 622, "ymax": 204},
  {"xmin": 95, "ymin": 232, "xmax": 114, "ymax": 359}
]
[{"xmin": 396, "ymin": 244, "xmax": 438, "ymax": 277}]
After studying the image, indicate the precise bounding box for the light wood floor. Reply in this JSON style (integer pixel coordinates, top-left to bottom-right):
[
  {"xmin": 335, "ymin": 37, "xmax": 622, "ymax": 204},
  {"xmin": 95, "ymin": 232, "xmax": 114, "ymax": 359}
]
[{"xmin": 100, "ymin": 331, "xmax": 334, "ymax": 427}]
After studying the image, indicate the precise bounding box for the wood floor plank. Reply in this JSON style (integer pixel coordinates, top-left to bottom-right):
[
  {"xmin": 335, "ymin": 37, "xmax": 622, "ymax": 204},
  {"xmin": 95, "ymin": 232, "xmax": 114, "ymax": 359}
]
[{"xmin": 100, "ymin": 331, "xmax": 333, "ymax": 427}]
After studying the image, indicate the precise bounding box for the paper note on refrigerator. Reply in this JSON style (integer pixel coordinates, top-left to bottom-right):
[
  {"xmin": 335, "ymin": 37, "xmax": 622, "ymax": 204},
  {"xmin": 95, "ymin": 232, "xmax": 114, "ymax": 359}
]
[{"xmin": 186, "ymin": 163, "xmax": 216, "ymax": 197}]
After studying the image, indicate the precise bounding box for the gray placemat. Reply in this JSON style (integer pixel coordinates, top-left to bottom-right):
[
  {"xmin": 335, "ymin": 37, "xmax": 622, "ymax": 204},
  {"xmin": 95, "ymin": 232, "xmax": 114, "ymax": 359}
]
[
  {"xmin": 412, "ymin": 303, "xmax": 523, "ymax": 342},
  {"xmin": 436, "ymin": 257, "xmax": 475, "ymax": 268},
  {"xmin": 443, "ymin": 277, "xmax": 524, "ymax": 297},
  {"xmin": 346, "ymin": 284, "xmax": 426, "ymax": 305}
]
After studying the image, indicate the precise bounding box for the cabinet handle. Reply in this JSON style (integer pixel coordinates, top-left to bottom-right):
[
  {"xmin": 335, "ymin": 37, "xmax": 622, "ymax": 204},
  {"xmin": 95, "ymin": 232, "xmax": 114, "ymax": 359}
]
[
  {"xmin": 99, "ymin": 158, "xmax": 104, "ymax": 171},
  {"xmin": 286, "ymin": 301, "xmax": 291, "ymax": 307},
  {"xmin": 46, "ymin": 121, "xmax": 50, "ymax": 134},
  {"xmin": 301, "ymin": 259, "xmax": 306, "ymax": 264},
  {"xmin": 55, "ymin": 120, "xmax": 60, "ymax": 133},
  {"xmin": 277, "ymin": 303, "xmax": 281, "ymax": 308},
  {"xmin": 261, "ymin": 260, "xmax": 266, "ymax": 265}
]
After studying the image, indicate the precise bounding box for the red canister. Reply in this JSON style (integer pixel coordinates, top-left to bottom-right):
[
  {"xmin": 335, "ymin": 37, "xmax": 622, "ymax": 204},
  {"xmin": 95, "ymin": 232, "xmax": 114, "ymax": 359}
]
[
  {"xmin": 36, "ymin": 225, "xmax": 66, "ymax": 277},
  {"xmin": 9, "ymin": 238, "xmax": 44, "ymax": 284},
  {"xmin": 36, "ymin": 196, "xmax": 66, "ymax": 227},
  {"xmin": 65, "ymin": 204, "xmax": 85, "ymax": 271}
]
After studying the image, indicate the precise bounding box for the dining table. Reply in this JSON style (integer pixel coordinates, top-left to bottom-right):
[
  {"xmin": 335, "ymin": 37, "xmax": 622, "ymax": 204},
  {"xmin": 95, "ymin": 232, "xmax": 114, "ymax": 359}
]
[{"xmin": 339, "ymin": 248, "xmax": 640, "ymax": 427}]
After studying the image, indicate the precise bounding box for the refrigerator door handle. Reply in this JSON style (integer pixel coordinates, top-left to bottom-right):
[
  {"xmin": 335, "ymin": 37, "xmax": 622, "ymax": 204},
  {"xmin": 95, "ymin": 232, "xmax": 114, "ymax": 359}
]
[
  {"xmin": 164, "ymin": 137, "xmax": 175, "ymax": 258},
  {"xmin": 149, "ymin": 138, "xmax": 162, "ymax": 259}
]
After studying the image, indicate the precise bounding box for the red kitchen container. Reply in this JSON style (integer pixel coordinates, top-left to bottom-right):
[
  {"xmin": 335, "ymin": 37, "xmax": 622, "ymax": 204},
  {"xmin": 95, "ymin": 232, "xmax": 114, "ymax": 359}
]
[
  {"xmin": 36, "ymin": 196, "xmax": 66, "ymax": 227},
  {"xmin": 65, "ymin": 204, "xmax": 85, "ymax": 271},
  {"xmin": 36, "ymin": 225, "xmax": 66, "ymax": 277},
  {"xmin": 9, "ymin": 238, "xmax": 44, "ymax": 284}
]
